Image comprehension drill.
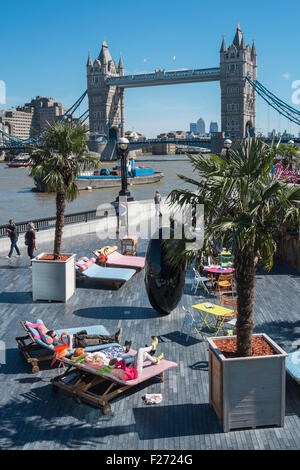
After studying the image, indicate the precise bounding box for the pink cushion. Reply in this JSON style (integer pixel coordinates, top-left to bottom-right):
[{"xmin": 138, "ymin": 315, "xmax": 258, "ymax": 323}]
[
  {"xmin": 107, "ymin": 251, "xmax": 145, "ymax": 268},
  {"xmin": 62, "ymin": 353, "xmax": 178, "ymax": 387}
]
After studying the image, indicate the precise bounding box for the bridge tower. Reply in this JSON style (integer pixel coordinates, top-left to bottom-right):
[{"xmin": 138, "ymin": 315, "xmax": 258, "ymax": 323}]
[
  {"xmin": 86, "ymin": 41, "xmax": 124, "ymax": 158},
  {"xmin": 220, "ymin": 24, "xmax": 257, "ymax": 141}
]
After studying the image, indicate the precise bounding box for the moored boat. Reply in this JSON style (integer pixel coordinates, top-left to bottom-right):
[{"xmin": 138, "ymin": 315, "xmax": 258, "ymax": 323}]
[
  {"xmin": 75, "ymin": 170, "xmax": 164, "ymax": 190},
  {"xmin": 33, "ymin": 162, "xmax": 164, "ymax": 192},
  {"xmin": 7, "ymin": 154, "xmax": 31, "ymax": 168}
]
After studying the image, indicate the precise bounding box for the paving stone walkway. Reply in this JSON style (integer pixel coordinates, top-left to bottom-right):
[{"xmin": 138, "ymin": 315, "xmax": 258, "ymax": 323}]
[{"xmin": 0, "ymin": 230, "xmax": 299, "ymax": 450}]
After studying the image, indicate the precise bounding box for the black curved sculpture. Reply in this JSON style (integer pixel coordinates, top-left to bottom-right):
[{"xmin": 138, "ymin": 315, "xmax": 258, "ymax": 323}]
[{"xmin": 145, "ymin": 226, "xmax": 186, "ymax": 315}]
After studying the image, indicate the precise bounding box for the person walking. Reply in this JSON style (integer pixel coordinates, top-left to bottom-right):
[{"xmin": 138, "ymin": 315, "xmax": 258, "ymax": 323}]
[
  {"xmin": 154, "ymin": 190, "xmax": 162, "ymax": 216},
  {"xmin": 25, "ymin": 222, "xmax": 37, "ymax": 267},
  {"xmin": 6, "ymin": 219, "xmax": 21, "ymax": 259}
]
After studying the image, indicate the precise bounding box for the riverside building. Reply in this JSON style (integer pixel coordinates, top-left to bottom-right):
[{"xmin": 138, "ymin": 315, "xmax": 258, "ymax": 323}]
[{"xmin": 0, "ymin": 96, "xmax": 67, "ymax": 140}]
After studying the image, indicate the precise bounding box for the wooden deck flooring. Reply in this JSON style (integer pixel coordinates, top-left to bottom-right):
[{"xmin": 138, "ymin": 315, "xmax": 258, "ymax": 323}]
[{"xmin": 0, "ymin": 231, "xmax": 299, "ymax": 450}]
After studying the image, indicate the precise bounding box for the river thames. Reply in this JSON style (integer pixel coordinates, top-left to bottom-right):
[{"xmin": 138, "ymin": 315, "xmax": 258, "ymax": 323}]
[{"xmin": 0, "ymin": 155, "xmax": 196, "ymax": 225}]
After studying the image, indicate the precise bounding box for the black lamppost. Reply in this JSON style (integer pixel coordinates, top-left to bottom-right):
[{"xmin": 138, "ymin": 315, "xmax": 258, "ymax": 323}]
[
  {"xmin": 116, "ymin": 137, "xmax": 134, "ymax": 202},
  {"xmin": 224, "ymin": 138, "xmax": 232, "ymax": 161}
]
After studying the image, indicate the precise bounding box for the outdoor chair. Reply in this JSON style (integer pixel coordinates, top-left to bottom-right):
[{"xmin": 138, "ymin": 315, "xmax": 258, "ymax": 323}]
[
  {"xmin": 218, "ymin": 295, "xmax": 238, "ymax": 334},
  {"xmin": 215, "ymin": 273, "xmax": 234, "ymax": 298},
  {"xmin": 180, "ymin": 307, "xmax": 202, "ymax": 342},
  {"xmin": 191, "ymin": 267, "xmax": 209, "ymax": 295}
]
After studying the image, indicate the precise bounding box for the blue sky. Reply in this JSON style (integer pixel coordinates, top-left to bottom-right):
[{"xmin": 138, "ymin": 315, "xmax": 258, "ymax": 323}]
[{"xmin": 1, "ymin": 0, "xmax": 300, "ymax": 137}]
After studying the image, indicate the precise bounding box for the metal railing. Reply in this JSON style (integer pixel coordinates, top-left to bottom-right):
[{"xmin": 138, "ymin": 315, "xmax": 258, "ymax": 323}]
[{"xmin": 0, "ymin": 208, "xmax": 113, "ymax": 238}]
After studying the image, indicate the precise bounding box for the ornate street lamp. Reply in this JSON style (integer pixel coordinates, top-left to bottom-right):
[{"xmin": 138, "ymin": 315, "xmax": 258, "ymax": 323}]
[
  {"xmin": 224, "ymin": 138, "xmax": 232, "ymax": 160},
  {"xmin": 116, "ymin": 137, "xmax": 134, "ymax": 202}
]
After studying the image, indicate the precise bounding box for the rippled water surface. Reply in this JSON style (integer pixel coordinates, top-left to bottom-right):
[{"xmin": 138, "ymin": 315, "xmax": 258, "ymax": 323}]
[{"xmin": 0, "ymin": 155, "xmax": 197, "ymax": 225}]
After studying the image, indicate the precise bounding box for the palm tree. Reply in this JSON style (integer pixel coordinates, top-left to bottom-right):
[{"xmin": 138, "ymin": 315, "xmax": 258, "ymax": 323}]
[
  {"xmin": 30, "ymin": 121, "xmax": 99, "ymax": 259},
  {"xmin": 167, "ymin": 137, "xmax": 300, "ymax": 357}
]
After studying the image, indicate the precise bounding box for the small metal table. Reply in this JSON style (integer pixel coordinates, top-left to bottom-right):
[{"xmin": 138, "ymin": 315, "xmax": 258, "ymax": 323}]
[{"xmin": 192, "ymin": 302, "xmax": 234, "ymax": 337}]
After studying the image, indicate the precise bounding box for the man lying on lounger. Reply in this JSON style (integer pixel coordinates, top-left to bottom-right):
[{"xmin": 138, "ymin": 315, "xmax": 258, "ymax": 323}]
[{"xmin": 46, "ymin": 328, "xmax": 124, "ymax": 349}]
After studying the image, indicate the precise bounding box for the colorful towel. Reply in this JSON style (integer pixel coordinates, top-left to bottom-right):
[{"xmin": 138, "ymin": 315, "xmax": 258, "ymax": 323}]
[
  {"xmin": 94, "ymin": 246, "xmax": 118, "ymax": 256},
  {"xmin": 76, "ymin": 257, "xmax": 96, "ymax": 272}
]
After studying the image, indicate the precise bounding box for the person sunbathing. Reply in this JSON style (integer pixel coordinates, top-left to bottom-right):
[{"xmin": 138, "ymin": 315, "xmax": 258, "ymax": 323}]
[
  {"xmin": 70, "ymin": 337, "xmax": 164, "ymax": 380},
  {"xmin": 70, "ymin": 342, "xmax": 132, "ymax": 365},
  {"xmin": 46, "ymin": 328, "xmax": 123, "ymax": 349},
  {"xmin": 109, "ymin": 338, "xmax": 164, "ymax": 380}
]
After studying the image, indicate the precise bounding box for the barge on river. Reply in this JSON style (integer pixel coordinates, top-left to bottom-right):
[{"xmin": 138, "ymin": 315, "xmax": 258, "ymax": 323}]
[{"xmin": 33, "ymin": 163, "xmax": 164, "ymax": 192}]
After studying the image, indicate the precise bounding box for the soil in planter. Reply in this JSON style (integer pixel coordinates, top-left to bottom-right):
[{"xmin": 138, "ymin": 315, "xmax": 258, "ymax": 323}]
[
  {"xmin": 38, "ymin": 254, "xmax": 71, "ymax": 261},
  {"xmin": 214, "ymin": 336, "xmax": 277, "ymax": 359}
]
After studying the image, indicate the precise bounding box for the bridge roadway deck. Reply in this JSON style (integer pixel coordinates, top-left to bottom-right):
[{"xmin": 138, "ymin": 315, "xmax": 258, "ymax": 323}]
[
  {"xmin": 0, "ymin": 229, "xmax": 299, "ymax": 450},
  {"xmin": 106, "ymin": 67, "xmax": 220, "ymax": 88}
]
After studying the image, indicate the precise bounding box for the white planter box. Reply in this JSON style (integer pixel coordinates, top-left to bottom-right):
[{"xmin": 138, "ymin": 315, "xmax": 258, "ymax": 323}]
[
  {"xmin": 207, "ymin": 333, "xmax": 287, "ymax": 433},
  {"xmin": 32, "ymin": 253, "xmax": 76, "ymax": 302}
]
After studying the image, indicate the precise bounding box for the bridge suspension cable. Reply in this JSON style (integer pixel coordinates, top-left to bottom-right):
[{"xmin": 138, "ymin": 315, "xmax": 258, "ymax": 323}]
[
  {"xmin": 0, "ymin": 91, "xmax": 88, "ymax": 150},
  {"xmin": 246, "ymin": 77, "xmax": 300, "ymax": 126},
  {"xmin": 59, "ymin": 90, "xmax": 88, "ymax": 122}
]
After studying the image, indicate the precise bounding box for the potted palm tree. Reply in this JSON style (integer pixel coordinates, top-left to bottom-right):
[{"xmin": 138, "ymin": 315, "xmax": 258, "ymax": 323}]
[
  {"xmin": 30, "ymin": 121, "xmax": 99, "ymax": 302},
  {"xmin": 167, "ymin": 137, "xmax": 300, "ymax": 432}
]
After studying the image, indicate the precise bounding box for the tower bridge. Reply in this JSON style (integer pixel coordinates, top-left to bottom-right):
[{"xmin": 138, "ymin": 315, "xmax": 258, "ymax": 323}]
[
  {"xmin": 2, "ymin": 24, "xmax": 300, "ymax": 157},
  {"xmin": 87, "ymin": 24, "xmax": 257, "ymax": 159}
]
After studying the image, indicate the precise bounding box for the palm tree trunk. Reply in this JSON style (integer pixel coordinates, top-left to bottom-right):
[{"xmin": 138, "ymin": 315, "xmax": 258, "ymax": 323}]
[
  {"xmin": 234, "ymin": 248, "xmax": 256, "ymax": 357},
  {"xmin": 54, "ymin": 190, "xmax": 66, "ymax": 260}
]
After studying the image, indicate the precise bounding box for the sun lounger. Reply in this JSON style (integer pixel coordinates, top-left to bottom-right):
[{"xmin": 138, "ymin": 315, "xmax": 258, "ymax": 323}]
[
  {"xmin": 75, "ymin": 261, "xmax": 136, "ymax": 289},
  {"xmin": 286, "ymin": 350, "xmax": 300, "ymax": 384},
  {"xmin": 93, "ymin": 249, "xmax": 145, "ymax": 271},
  {"xmin": 16, "ymin": 322, "xmax": 120, "ymax": 373},
  {"xmin": 51, "ymin": 351, "xmax": 178, "ymax": 414}
]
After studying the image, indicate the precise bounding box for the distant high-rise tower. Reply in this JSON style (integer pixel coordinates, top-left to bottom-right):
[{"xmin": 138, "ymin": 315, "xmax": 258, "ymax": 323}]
[
  {"xmin": 190, "ymin": 122, "xmax": 197, "ymax": 134},
  {"xmin": 196, "ymin": 118, "xmax": 205, "ymax": 135},
  {"xmin": 86, "ymin": 41, "xmax": 125, "ymax": 155},
  {"xmin": 209, "ymin": 121, "xmax": 218, "ymax": 133},
  {"xmin": 220, "ymin": 24, "xmax": 257, "ymax": 140}
]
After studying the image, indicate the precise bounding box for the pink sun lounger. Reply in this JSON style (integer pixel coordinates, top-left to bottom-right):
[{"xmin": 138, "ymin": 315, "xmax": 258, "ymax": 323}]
[
  {"xmin": 51, "ymin": 350, "xmax": 177, "ymax": 414},
  {"xmin": 94, "ymin": 249, "xmax": 145, "ymax": 271}
]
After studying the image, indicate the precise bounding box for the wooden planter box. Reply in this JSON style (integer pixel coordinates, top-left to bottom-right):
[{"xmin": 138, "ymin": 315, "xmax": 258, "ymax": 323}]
[
  {"xmin": 207, "ymin": 334, "xmax": 287, "ymax": 433},
  {"xmin": 32, "ymin": 253, "xmax": 76, "ymax": 302}
]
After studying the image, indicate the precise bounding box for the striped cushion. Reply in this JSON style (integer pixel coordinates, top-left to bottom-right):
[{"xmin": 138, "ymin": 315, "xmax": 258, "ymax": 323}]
[{"xmin": 76, "ymin": 257, "xmax": 96, "ymax": 272}]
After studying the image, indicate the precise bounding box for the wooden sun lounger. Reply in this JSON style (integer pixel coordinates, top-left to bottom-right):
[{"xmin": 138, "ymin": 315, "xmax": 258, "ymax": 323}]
[
  {"xmin": 286, "ymin": 351, "xmax": 300, "ymax": 384},
  {"xmin": 93, "ymin": 250, "xmax": 145, "ymax": 271},
  {"xmin": 76, "ymin": 270, "xmax": 125, "ymax": 290},
  {"xmin": 16, "ymin": 322, "xmax": 118, "ymax": 373},
  {"xmin": 51, "ymin": 354, "xmax": 177, "ymax": 414},
  {"xmin": 75, "ymin": 263, "xmax": 136, "ymax": 290},
  {"xmin": 16, "ymin": 321, "xmax": 54, "ymax": 373}
]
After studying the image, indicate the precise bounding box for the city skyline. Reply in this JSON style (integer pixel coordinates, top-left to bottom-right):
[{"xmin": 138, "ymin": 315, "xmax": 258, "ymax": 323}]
[{"xmin": 1, "ymin": 0, "xmax": 300, "ymax": 138}]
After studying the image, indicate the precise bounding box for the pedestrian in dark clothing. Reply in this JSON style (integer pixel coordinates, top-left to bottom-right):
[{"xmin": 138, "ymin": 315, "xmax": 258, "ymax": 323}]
[
  {"xmin": 6, "ymin": 219, "xmax": 21, "ymax": 259},
  {"xmin": 25, "ymin": 222, "xmax": 37, "ymax": 267},
  {"xmin": 154, "ymin": 190, "xmax": 162, "ymax": 216}
]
